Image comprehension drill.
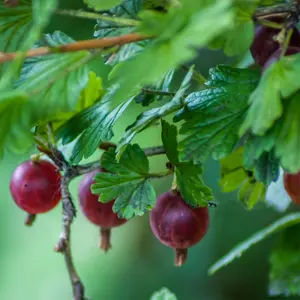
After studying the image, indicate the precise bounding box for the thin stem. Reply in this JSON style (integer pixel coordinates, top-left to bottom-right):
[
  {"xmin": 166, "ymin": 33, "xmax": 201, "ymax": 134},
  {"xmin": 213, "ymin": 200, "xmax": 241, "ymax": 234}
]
[
  {"xmin": 56, "ymin": 9, "xmax": 140, "ymax": 27},
  {"xmin": 180, "ymin": 65, "xmax": 207, "ymax": 85},
  {"xmin": 24, "ymin": 214, "xmax": 36, "ymax": 226},
  {"xmin": 142, "ymin": 88, "xmax": 177, "ymax": 97},
  {"xmin": 257, "ymin": 19, "xmax": 284, "ymax": 29},
  {"xmin": 55, "ymin": 170, "xmax": 84, "ymax": 300},
  {"xmin": 143, "ymin": 146, "xmax": 165, "ymax": 156},
  {"xmin": 254, "ymin": 3, "xmax": 298, "ymax": 19},
  {"xmin": 0, "ymin": 33, "xmax": 149, "ymax": 64}
]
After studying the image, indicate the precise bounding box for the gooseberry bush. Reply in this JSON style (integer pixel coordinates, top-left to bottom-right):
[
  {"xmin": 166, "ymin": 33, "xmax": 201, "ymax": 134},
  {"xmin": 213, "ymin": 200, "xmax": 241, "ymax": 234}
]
[{"xmin": 3, "ymin": 0, "xmax": 300, "ymax": 299}]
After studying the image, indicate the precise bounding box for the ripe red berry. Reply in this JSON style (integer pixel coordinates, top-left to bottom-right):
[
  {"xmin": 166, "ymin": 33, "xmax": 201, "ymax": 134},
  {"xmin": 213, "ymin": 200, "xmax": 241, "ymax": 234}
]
[
  {"xmin": 284, "ymin": 172, "xmax": 300, "ymax": 205},
  {"xmin": 78, "ymin": 170, "xmax": 127, "ymax": 252},
  {"xmin": 263, "ymin": 46, "xmax": 300, "ymax": 70},
  {"xmin": 10, "ymin": 160, "xmax": 62, "ymax": 214},
  {"xmin": 150, "ymin": 191, "xmax": 209, "ymax": 266}
]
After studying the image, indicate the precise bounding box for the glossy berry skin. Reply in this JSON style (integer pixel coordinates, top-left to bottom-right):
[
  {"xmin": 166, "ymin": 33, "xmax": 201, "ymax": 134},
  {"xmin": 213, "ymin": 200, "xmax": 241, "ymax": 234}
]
[
  {"xmin": 79, "ymin": 170, "xmax": 127, "ymax": 228},
  {"xmin": 150, "ymin": 191, "xmax": 209, "ymax": 266},
  {"xmin": 263, "ymin": 46, "xmax": 300, "ymax": 70},
  {"xmin": 251, "ymin": 24, "xmax": 300, "ymax": 66},
  {"xmin": 284, "ymin": 172, "xmax": 300, "ymax": 205},
  {"xmin": 10, "ymin": 160, "xmax": 61, "ymax": 214}
]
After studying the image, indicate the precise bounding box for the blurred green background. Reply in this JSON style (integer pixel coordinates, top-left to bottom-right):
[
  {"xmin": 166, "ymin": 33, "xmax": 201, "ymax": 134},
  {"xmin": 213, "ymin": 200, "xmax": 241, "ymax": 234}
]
[{"xmin": 0, "ymin": 1, "xmax": 298, "ymax": 300}]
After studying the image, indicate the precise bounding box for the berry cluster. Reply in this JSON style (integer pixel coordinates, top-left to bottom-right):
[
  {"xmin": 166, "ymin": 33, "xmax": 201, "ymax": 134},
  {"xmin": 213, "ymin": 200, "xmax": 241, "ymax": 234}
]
[{"xmin": 9, "ymin": 159, "xmax": 209, "ymax": 266}]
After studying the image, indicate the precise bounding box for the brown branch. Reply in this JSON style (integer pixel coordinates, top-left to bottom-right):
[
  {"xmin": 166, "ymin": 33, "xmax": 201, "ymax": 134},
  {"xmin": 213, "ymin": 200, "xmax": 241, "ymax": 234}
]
[
  {"xmin": 54, "ymin": 170, "xmax": 85, "ymax": 300},
  {"xmin": 0, "ymin": 33, "xmax": 149, "ymax": 64}
]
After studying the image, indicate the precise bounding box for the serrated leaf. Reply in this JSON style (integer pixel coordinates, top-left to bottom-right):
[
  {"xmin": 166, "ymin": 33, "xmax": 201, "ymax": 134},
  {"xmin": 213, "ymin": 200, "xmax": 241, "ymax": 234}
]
[
  {"xmin": 244, "ymin": 91, "xmax": 300, "ymax": 173},
  {"xmin": 175, "ymin": 66, "xmax": 260, "ymax": 163},
  {"xmin": 92, "ymin": 144, "xmax": 156, "ymax": 218},
  {"xmin": 209, "ymin": 1, "xmax": 257, "ymax": 56},
  {"xmin": 150, "ymin": 288, "xmax": 177, "ymax": 300},
  {"xmin": 0, "ymin": 0, "xmax": 58, "ymax": 87},
  {"xmin": 219, "ymin": 147, "xmax": 266, "ymax": 209},
  {"xmin": 109, "ymin": 0, "xmax": 233, "ymax": 119},
  {"xmin": 84, "ymin": 0, "xmax": 123, "ymax": 11},
  {"xmin": 240, "ymin": 53, "xmax": 300, "ymax": 136},
  {"xmin": 94, "ymin": 0, "xmax": 141, "ymax": 39},
  {"xmin": 176, "ymin": 163, "xmax": 212, "ymax": 207},
  {"xmin": 136, "ymin": 68, "xmax": 175, "ymax": 106},
  {"xmin": 0, "ymin": 91, "xmax": 33, "ymax": 157},
  {"xmin": 15, "ymin": 31, "xmax": 92, "ymax": 131},
  {"xmin": 161, "ymin": 120, "xmax": 179, "ymax": 164},
  {"xmin": 269, "ymin": 225, "xmax": 300, "ymax": 297},
  {"xmin": 57, "ymin": 88, "xmax": 133, "ymax": 164},
  {"xmin": 208, "ymin": 212, "xmax": 300, "ymax": 275},
  {"xmin": 117, "ymin": 66, "xmax": 194, "ymax": 157}
]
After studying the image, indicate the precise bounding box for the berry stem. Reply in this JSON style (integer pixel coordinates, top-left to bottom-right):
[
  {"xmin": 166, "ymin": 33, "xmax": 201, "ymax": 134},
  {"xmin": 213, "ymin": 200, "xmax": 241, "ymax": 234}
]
[
  {"xmin": 24, "ymin": 213, "xmax": 36, "ymax": 226},
  {"xmin": 174, "ymin": 248, "xmax": 188, "ymax": 267},
  {"xmin": 100, "ymin": 227, "xmax": 112, "ymax": 253}
]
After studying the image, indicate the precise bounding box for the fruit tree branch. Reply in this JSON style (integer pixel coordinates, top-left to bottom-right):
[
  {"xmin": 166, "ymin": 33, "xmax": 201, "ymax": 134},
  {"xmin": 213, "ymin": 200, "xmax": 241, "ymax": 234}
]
[
  {"xmin": 0, "ymin": 33, "xmax": 149, "ymax": 64},
  {"xmin": 55, "ymin": 169, "xmax": 85, "ymax": 300},
  {"xmin": 254, "ymin": 3, "xmax": 300, "ymax": 19}
]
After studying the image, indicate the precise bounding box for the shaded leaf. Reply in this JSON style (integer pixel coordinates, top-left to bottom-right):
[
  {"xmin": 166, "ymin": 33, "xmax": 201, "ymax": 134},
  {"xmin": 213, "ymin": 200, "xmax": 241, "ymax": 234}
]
[
  {"xmin": 240, "ymin": 53, "xmax": 300, "ymax": 136},
  {"xmin": 175, "ymin": 66, "xmax": 260, "ymax": 163},
  {"xmin": 150, "ymin": 287, "xmax": 177, "ymax": 300},
  {"xmin": 57, "ymin": 87, "xmax": 133, "ymax": 164},
  {"xmin": 84, "ymin": 0, "xmax": 123, "ymax": 11},
  {"xmin": 269, "ymin": 225, "xmax": 300, "ymax": 297},
  {"xmin": 109, "ymin": 0, "xmax": 233, "ymax": 119},
  {"xmin": 219, "ymin": 147, "xmax": 266, "ymax": 210},
  {"xmin": 117, "ymin": 66, "xmax": 193, "ymax": 157}
]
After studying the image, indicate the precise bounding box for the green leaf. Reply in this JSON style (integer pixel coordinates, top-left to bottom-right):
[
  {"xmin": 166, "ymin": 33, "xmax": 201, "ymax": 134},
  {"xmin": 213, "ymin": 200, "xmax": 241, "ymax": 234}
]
[
  {"xmin": 0, "ymin": 0, "xmax": 58, "ymax": 87},
  {"xmin": 219, "ymin": 147, "xmax": 266, "ymax": 210},
  {"xmin": 209, "ymin": 1, "xmax": 257, "ymax": 56},
  {"xmin": 161, "ymin": 120, "xmax": 212, "ymax": 206},
  {"xmin": 240, "ymin": 53, "xmax": 300, "ymax": 136},
  {"xmin": 150, "ymin": 288, "xmax": 177, "ymax": 300},
  {"xmin": 175, "ymin": 66, "xmax": 260, "ymax": 163},
  {"xmin": 269, "ymin": 225, "xmax": 300, "ymax": 297},
  {"xmin": 109, "ymin": 0, "xmax": 233, "ymax": 117},
  {"xmin": 84, "ymin": 0, "xmax": 123, "ymax": 11},
  {"xmin": 92, "ymin": 145, "xmax": 157, "ymax": 219},
  {"xmin": 136, "ymin": 68, "xmax": 175, "ymax": 106},
  {"xmin": 17, "ymin": 31, "xmax": 91, "ymax": 122},
  {"xmin": 161, "ymin": 120, "xmax": 179, "ymax": 164},
  {"xmin": 0, "ymin": 91, "xmax": 33, "ymax": 157},
  {"xmin": 117, "ymin": 66, "xmax": 194, "ymax": 157},
  {"xmin": 94, "ymin": 0, "xmax": 141, "ymax": 38},
  {"xmin": 244, "ymin": 150, "xmax": 279, "ymax": 185},
  {"xmin": 275, "ymin": 92, "xmax": 300, "ymax": 172},
  {"xmin": 176, "ymin": 163, "xmax": 212, "ymax": 207},
  {"xmin": 244, "ymin": 91, "xmax": 300, "ymax": 173},
  {"xmin": 208, "ymin": 212, "xmax": 300, "ymax": 275},
  {"xmin": 57, "ymin": 88, "xmax": 133, "ymax": 164}
]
